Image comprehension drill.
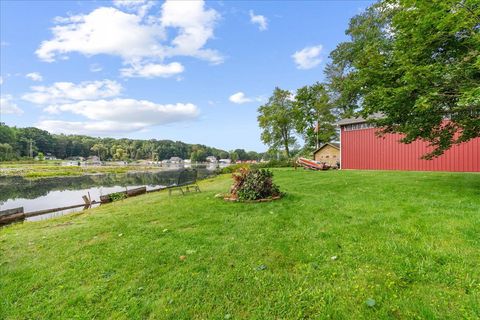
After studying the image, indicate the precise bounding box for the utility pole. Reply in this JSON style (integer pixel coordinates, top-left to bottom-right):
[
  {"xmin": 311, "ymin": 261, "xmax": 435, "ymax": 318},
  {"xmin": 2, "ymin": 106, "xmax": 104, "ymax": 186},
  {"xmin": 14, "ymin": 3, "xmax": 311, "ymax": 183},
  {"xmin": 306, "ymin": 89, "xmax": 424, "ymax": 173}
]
[{"xmin": 29, "ymin": 140, "xmax": 33, "ymax": 158}]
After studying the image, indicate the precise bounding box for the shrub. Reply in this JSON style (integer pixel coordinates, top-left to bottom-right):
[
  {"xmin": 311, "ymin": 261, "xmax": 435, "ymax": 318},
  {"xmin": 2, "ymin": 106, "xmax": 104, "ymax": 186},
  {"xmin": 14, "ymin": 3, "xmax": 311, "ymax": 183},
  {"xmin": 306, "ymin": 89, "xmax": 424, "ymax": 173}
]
[
  {"xmin": 218, "ymin": 163, "xmax": 250, "ymax": 174},
  {"xmin": 255, "ymin": 159, "xmax": 294, "ymax": 168},
  {"xmin": 228, "ymin": 167, "xmax": 282, "ymax": 201},
  {"xmin": 109, "ymin": 192, "xmax": 127, "ymax": 202},
  {"xmin": 218, "ymin": 160, "xmax": 293, "ymax": 174}
]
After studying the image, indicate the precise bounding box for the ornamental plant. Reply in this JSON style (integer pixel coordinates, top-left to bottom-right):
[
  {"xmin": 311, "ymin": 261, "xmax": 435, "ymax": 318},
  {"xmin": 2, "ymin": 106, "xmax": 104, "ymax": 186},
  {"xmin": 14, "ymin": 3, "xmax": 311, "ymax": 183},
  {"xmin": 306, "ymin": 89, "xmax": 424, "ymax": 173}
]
[{"xmin": 229, "ymin": 167, "xmax": 282, "ymax": 201}]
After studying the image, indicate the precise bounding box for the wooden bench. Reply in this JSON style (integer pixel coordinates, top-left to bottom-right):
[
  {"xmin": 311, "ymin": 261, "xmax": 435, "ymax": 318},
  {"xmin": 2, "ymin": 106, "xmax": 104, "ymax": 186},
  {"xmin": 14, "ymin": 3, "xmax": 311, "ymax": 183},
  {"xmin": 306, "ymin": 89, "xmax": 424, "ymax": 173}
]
[{"xmin": 168, "ymin": 169, "xmax": 201, "ymax": 196}]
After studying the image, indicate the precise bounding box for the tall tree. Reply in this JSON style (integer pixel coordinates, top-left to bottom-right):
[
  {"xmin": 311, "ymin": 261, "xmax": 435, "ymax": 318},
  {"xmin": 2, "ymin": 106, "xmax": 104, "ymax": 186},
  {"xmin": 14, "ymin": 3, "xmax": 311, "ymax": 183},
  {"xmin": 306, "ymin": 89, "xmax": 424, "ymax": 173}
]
[
  {"xmin": 91, "ymin": 143, "xmax": 107, "ymax": 160},
  {"xmin": 294, "ymin": 82, "xmax": 338, "ymax": 149},
  {"xmin": 327, "ymin": 0, "xmax": 480, "ymax": 158},
  {"xmin": 257, "ymin": 87, "xmax": 297, "ymax": 157}
]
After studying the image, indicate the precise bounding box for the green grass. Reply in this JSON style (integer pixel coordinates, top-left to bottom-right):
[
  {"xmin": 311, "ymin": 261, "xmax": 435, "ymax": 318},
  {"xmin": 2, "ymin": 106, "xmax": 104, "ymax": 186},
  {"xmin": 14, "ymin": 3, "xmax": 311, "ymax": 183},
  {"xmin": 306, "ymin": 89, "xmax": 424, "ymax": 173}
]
[
  {"xmin": 1, "ymin": 169, "xmax": 479, "ymax": 319},
  {"xmin": 0, "ymin": 162, "xmax": 158, "ymax": 178}
]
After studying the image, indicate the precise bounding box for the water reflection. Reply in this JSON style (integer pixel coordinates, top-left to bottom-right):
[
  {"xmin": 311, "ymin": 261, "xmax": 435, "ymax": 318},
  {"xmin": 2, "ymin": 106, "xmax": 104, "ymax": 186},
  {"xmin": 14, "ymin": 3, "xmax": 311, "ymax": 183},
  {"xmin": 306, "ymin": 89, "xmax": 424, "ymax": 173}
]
[{"xmin": 0, "ymin": 166, "xmax": 217, "ymax": 220}]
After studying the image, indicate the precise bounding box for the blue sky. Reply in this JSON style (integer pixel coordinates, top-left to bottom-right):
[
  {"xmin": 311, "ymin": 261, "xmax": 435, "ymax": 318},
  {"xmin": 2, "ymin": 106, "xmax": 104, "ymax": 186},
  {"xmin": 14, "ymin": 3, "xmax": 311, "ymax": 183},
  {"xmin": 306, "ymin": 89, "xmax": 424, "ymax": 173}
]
[{"xmin": 0, "ymin": 0, "xmax": 372, "ymax": 152}]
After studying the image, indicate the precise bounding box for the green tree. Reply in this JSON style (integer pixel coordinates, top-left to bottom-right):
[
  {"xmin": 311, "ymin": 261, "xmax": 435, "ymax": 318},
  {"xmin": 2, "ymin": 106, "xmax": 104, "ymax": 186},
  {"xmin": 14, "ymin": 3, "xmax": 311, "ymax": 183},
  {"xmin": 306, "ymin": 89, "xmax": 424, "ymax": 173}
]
[
  {"xmin": 327, "ymin": 0, "xmax": 480, "ymax": 158},
  {"xmin": 91, "ymin": 143, "xmax": 107, "ymax": 160},
  {"xmin": 112, "ymin": 147, "xmax": 127, "ymax": 161},
  {"xmin": 0, "ymin": 123, "xmax": 16, "ymax": 145},
  {"xmin": 233, "ymin": 149, "xmax": 248, "ymax": 161},
  {"xmin": 247, "ymin": 151, "xmax": 260, "ymax": 161},
  {"xmin": 37, "ymin": 152, "xmax": 45, "ymax": 161},
  {"xmin": 294, "ymin": 82, "xmax": 338, "ymax": 149},
  {"xmin": 229, "ymin": 151, "xmax": 239, "ymax": 163},
  {"xmin": 218, "ymin": 151, "xmax": 229, "ymax": 159},
  {"xmin": 258, "ymin": 87, "xmax": 297, "ymax": 158},
  {"xmin": 0, "ymin": 143, "xmax": 14, "ymax": 161}
]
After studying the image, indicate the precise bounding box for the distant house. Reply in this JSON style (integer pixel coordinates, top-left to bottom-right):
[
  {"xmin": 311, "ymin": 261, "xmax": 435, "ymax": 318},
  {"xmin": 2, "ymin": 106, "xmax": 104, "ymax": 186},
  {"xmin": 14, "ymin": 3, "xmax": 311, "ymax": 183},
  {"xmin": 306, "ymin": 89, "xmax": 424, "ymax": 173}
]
[
  {"xmin": 44, "ymin": 153, "xmax": 57, "ymax": 160},
  {"xmin": 219, "ymin": 159, "xmax": 231, "ymax": 164},
  {"xmin": 86, "ymin": 155, "xmax": 102, "ymax": 165},
  {"xmin": 206, "ymin": 156, "xmax": 217, "ymax": 163},
  {"xmin": 170, "ymin": 157, "xmax": 183, "ymax": 164},
  {"xmin": 67, "ymin": 156, "xmax": 85, "ymax": 161},
  {"xmin": 313, "ymin": 143, "xmax": 340, "ymax": 167}
]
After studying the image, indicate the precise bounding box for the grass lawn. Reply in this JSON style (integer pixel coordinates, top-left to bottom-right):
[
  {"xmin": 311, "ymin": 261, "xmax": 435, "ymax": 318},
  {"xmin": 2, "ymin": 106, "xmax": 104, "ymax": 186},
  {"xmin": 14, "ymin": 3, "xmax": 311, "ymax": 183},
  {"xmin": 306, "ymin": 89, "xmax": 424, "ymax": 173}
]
[{"xmin": 1, "ymin": 169, "xmax": 479, "ymax": 319}]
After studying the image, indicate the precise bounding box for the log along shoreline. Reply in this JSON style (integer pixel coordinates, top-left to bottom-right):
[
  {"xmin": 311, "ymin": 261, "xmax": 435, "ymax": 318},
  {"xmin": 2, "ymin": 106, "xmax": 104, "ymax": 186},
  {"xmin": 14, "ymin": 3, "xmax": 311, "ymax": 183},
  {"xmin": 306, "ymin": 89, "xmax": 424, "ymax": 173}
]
[{"xmin": 0, "ymin": 185, "xmax": 169, "ymax": 226}]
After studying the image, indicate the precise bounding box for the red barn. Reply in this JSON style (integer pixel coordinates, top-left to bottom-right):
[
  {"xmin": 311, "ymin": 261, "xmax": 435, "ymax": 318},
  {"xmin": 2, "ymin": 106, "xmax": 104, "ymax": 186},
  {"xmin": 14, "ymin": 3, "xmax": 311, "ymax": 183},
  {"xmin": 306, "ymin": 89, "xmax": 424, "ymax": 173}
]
[{"xmin": 338, "ymin": 116, "xmax": 480, "ymax": 172}]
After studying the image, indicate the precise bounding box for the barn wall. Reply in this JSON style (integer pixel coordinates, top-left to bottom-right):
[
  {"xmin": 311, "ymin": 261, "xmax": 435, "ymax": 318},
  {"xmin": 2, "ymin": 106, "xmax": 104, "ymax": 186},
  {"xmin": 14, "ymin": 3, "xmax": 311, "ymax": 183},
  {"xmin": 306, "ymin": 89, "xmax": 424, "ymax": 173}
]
[{"xmin": 341, "ymin": 127, "xmax": 480, "ymax": 172}]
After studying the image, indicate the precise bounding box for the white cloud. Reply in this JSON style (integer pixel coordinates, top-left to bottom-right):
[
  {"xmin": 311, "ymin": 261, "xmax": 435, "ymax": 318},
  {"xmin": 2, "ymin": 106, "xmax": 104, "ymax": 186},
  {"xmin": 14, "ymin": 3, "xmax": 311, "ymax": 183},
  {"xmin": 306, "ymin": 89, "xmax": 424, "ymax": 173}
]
[
  {"xmin": 37, "ymin": 120, "xmax": 147, "ymax": 135},
  {"xmin": 26, "ymin": 72, "xmax": 44, "ymax": 82},
  {"xmin": 37, "ymin": 7, "xmax": 164, "ymax": 63},
  {"xmin": 120, "ymin": 62, "xmax": 184, "ymax": 78},
  {"xmin": 229, "ymin": 92, "xmax": 263, "ymax": 104},
  {"xmin": 249, "ymin": 10, "xmax": 267, "ymax": 31},
  {"xmin": 89, "ymin": 63, "xmax": 103, "ymax": 72},
  {"xmin": 292, "ymin": 45, "xmax": 323, "ymax": 70},
  {"xmin": 44, "ymin": 99, "xmax": 198, "ymax": 122},
  {"xmin": 36, "ymin": 1, "xmax": 222, "ymax": 78},
  {"xmin": 22, "ymin": 79, "xmax": 122, "ymax": 104},
  {"xmin": 113, "ymin": 0, "xmax": 154, "ymax": 17},
  {"xmin": 229, "ymin": 92, "xmax": 252, "ymax": 104},
  {"xmin": 39, "ymin": 99, "xmax": 199, "ymax": 135},
  {"xmin": 161, "ymin": 0, "xmax": 223, "ymax": 64},
  {"xmin": 0, "ymin": 95, "xmax": 24, "ymax": 115}
]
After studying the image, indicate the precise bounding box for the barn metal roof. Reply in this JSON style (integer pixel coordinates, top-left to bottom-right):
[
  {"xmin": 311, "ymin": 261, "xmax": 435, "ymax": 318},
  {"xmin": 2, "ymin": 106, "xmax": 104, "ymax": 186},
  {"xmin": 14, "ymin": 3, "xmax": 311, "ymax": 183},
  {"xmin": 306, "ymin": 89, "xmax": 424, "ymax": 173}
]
[{"xmin": 336, "ymin": 112, "xmax": 384, "ymax": 126}]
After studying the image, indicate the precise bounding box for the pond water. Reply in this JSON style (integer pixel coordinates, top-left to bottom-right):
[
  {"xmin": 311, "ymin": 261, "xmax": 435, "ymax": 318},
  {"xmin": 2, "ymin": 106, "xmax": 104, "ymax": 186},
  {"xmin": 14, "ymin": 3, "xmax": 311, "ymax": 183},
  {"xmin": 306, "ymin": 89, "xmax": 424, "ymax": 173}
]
[{"xmin": 0, "ymin": 165, "xmax": 219, "ymax": 222}]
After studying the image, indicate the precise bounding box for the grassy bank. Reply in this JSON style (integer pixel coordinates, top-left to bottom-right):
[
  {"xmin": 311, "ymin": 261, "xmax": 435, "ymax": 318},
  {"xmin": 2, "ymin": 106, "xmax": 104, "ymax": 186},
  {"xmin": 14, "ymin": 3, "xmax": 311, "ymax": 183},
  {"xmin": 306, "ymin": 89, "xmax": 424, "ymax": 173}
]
[
  {"xmin": 1, "ymin": 169, "xmax": 479, "ymax": 319},
  {"xmin": 0, "ymin": 162, "xmax": 159, "ymax": 178}
]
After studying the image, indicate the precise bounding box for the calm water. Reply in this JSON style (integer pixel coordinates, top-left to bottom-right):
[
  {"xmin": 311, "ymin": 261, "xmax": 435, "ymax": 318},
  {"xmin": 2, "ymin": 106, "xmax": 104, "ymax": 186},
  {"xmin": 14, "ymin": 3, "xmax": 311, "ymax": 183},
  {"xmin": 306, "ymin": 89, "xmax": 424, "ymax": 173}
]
[{"xmin": 0, "ymin": 165, "xmax": 218, "ymax": 221}]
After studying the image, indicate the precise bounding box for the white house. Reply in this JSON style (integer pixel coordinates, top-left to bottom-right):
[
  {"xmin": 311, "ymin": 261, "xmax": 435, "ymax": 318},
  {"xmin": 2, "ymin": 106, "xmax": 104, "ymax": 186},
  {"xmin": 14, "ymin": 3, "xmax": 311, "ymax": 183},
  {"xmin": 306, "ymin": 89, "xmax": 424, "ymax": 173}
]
[{"xmin": 206, "ymin": 156, "xmax": 218, "ymax": 163}]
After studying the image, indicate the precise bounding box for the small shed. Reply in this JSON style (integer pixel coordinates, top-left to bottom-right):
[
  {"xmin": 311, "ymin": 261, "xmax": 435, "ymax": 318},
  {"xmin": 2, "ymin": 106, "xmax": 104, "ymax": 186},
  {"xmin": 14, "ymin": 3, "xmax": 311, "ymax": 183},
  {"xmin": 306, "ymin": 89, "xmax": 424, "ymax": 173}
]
[{"xmin": 313, "ymin": 143, "xmax": 340, "ymax": 166}]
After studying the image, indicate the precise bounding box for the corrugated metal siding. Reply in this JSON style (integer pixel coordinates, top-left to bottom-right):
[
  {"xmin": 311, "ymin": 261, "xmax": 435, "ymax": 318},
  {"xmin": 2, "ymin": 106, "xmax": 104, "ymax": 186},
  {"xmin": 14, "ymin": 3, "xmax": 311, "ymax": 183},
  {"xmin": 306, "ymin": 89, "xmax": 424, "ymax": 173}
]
[{"xmin": 341, "ymin": 127, "xmax": 480, "ymax": 172}]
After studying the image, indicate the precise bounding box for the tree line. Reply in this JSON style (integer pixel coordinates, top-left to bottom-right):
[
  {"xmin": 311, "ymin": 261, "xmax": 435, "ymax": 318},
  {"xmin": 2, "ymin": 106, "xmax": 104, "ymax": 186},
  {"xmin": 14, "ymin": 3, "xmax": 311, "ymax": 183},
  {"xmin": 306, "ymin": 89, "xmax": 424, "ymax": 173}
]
[
  {"xmin": 258, "ymin": 0, "xmax": 479, "ymax": 159},
  {"xmin": 258, "ymin": 83, "xmax": 338, "ymax": 158},
  {"xmin": 0, "ymin": 123, "xmax": 264, "ymax": 162}
]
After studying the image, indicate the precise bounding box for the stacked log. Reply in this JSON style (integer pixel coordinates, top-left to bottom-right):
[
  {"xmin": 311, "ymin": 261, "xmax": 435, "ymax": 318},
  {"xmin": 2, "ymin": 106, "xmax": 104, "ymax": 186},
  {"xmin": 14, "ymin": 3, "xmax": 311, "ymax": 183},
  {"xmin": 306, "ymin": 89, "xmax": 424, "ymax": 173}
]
[{"xmin": 0, "ymin": 207, "xmax": 25, "ymax": 226}]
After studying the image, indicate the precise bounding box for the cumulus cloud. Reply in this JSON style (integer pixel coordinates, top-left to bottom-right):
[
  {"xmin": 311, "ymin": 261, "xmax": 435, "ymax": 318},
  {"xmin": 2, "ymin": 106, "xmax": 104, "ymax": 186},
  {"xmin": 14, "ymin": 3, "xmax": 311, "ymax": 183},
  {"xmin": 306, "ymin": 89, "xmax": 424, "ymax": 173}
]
[
  {"xmin": 0, "ymin": 95, "xmax": 24, "ymax": 115},
  {"xmin": 22, "ymin": 78, "xmax": 199, "ymax": 135},
  {"xmin": 120, "ymin": 62, "xmax": 184, "ymax": 78},
  {"xmin": 161, "ymin": 0, "xmax": 223, "ymax": 64},
  {"xmin": 112, "ymin": 0, "xmax": 155, "ymax": 17},
  {"xmin": 229, "ymin": 92, "xmax": 263, "ymax": 104},
  {"xmin": 36, "ymin": 0, "xmax": 222, "ymax": 78},
  {"xmin": 40, "ymin": 99, "xmax": 199, "ymax": 134},
  {"xmin": 22, "ymin": 79, "xmax": 122, "ymax": 104},
  {"xmin": 37, "ymin": 7, "xmax": 164, "ymax": 63},
  {"xmin": 249, "ymin": 10, "xmax": 267, "ymax": 31},
  {"xmin": 26, "ymin": 72, "xmax": 43, "ymax": 81},
  {"xmin": 44, "ymin": 98, "xmax": 198, "ymax": 122},
  {"xmin": 292, "ymin": 45, "xmax": 323, "ymax": 70}
]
